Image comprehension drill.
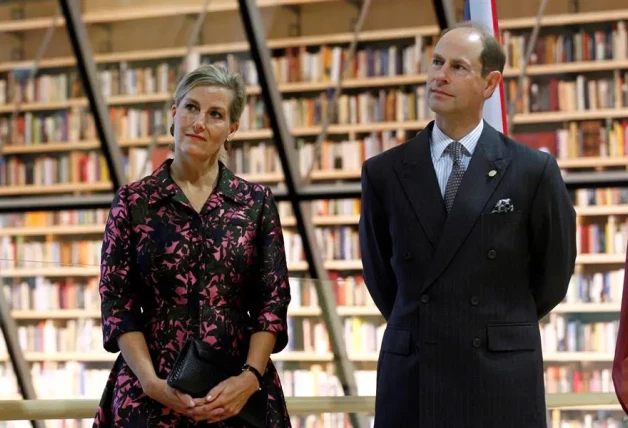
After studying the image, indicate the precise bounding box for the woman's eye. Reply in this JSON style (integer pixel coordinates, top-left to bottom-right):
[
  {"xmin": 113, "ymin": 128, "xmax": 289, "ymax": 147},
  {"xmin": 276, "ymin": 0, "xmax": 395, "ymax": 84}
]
[{"xmin": 185, "ymin": 104, "xmax": 198, "ymax": 111}]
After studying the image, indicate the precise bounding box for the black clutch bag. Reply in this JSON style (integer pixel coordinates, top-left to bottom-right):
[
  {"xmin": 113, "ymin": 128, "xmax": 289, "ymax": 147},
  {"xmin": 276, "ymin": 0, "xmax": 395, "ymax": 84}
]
[{"xmin": 167, "ymin": 337, "xmax": 268, "ymax": 428}]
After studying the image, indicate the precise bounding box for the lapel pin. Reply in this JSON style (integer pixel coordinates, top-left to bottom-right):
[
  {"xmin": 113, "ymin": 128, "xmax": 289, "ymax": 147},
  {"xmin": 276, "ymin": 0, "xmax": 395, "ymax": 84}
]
[{"xmin": 488, "ymin": 170, "xmax": 497, "ymax": 177}]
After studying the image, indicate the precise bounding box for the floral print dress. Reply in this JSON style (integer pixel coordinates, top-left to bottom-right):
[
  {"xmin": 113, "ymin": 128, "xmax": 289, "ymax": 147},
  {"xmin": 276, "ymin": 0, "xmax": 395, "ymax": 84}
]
[{"xmin": 92, "ymin": 158, "xmax": 292, "ymax": 427}]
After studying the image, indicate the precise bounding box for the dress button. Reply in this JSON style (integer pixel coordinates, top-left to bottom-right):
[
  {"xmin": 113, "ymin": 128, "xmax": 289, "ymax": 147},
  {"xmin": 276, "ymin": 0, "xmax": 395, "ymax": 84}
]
[
  {"xmin": 487, "ymin": 249, "xmax": 497, "ymax": 259},
  {"xmin": 403, "ymin": 252, "xmax": 412, "ymax": 260},
  {"xmin": 471, "ymin": 296, "xmax": 479, "ymax": 306},
  {"xmin": 420, "ymin": 295, "xmax": 430, "ymax": 304},
  {"xmin": 473, "ymin": 338, "xmax": 481, "ymax": 348}
]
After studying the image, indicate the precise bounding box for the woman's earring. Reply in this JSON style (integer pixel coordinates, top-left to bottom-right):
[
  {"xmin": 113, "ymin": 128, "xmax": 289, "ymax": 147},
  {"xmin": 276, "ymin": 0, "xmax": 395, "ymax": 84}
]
[{"xmin": 169, "ymin": 124, "xmax": 174, "ymax": 136}]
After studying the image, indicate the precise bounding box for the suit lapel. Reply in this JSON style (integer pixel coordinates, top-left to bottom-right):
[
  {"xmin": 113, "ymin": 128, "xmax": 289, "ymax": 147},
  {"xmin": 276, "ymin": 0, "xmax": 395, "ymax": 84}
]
[
  {"xmin": 421, "ymin": 122, "xmax": 512, "ymax": 292},
  {"xmin": 392, "ymin": 122, "xmax": 446, "ymax": 249}
]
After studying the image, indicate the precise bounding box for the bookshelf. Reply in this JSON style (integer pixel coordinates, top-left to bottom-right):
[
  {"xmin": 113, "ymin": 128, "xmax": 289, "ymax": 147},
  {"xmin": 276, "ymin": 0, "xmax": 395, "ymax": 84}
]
[{"xmin": 1, "ymin": 0, "xmax": 628, "ymax": 427}]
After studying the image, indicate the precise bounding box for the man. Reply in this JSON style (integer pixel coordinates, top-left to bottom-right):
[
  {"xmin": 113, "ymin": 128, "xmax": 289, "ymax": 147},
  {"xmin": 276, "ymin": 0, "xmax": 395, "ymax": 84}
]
[{"xmin": 358, "ymin": 21, "xmax": 577, "ymax": 428}]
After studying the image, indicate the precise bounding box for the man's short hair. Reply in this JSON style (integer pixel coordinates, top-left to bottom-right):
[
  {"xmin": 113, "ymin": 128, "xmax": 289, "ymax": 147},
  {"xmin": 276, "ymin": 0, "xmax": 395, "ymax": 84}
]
[{"xmin": 438, "ymin": 21, "xmax": 506, "ymax": 77}]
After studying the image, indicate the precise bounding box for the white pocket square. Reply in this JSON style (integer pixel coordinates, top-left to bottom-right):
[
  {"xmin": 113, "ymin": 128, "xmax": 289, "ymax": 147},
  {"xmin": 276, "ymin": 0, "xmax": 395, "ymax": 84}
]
[{"xmin": 491, "ymin": 198, "xmax": 514, "ymax": 214}]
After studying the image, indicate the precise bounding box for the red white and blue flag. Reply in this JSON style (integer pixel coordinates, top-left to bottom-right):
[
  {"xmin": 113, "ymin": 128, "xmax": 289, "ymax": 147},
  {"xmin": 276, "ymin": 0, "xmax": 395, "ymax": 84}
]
[{"xmin": 463, "ymin": 0, "xmax": 509, "ymax": 135}]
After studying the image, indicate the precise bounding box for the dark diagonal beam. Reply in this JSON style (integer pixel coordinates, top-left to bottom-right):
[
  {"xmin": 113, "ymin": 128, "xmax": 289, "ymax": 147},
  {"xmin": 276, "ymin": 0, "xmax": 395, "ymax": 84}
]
[
  {"xmin": 236, "ymin": 1, "xmax": 366, "ymax": 427},
  {"xmin": 58, "ymin": 0, "xmax": 126, "ymax": 190}
]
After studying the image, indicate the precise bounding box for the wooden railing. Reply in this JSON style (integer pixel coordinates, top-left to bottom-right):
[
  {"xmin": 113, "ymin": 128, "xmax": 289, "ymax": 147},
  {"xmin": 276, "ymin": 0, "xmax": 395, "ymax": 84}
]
[{"xmin": 0, "ymin": 393, "xmax": 621, "ymax": 421}]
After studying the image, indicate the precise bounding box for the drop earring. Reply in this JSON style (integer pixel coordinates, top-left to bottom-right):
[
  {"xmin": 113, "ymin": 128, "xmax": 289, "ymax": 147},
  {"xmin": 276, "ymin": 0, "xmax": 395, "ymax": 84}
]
[{"xmin": 169, "ymin": 124, "xmax": 174, "ymax": 136}]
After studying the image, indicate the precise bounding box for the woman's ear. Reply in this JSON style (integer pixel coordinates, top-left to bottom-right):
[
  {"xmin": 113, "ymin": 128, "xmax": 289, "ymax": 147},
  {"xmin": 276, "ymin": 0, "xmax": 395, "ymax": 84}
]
[
  {"xmin": 227, "ymin": 121, "xmax": 239, "ymax": 141},
  {"xmin": 170, "ymin": 104, "xmax": 177, "ymax": 137}
]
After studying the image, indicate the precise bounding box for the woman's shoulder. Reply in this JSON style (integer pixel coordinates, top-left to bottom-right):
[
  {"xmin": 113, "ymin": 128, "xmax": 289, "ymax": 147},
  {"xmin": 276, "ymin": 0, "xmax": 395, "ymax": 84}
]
[
  {"xmin": 220, "ymin": 164, "xmax": 275, "ymax": 203},
  {"xmin": 114, "ymin": 159, "xmax": 176, "ymax": 201}
]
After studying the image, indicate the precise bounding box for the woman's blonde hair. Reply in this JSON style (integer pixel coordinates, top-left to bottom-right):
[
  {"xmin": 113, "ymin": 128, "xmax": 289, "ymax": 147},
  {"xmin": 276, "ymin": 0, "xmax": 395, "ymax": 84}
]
[{"xmin": 172, "ymin": 64, "xmax": 247, "ymax": 164}]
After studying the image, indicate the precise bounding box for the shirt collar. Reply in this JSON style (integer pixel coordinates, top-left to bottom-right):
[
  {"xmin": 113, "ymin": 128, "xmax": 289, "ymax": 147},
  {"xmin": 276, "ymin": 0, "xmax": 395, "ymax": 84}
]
[
  {"xmin": 431, "ymin": 120, "xmax": 484, "ymax": 161},
  {"xmin": 147, "ymin": 158, "xmax": 247, "ymax": 207}
]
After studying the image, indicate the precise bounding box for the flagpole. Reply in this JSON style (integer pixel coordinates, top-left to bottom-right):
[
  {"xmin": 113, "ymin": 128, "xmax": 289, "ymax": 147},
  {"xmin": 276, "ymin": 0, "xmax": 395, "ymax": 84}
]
[{"xmin": 464, "ymin": 0, "xmax": 508, "ymax": 135}]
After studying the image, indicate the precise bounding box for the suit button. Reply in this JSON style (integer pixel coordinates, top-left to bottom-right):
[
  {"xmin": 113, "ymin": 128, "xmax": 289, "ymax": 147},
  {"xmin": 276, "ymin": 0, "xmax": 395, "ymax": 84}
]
[
  {"xmin": 403, "ymin": 252, "xmax": 412, "ymax": 260},
  {"xmin": 473, "ymin": 338, "xmax": 481, "ymax": 348},
  {"xmin": 420, "ymin": 295, "xmax": 430, "ymax": 304},
  {"xmin": 487, "ymin": 249, "xmax": 497, "ymax": 259},
  {"xmin": 471, "ymin": 296, "xmax": 479, "ymax": 306}
]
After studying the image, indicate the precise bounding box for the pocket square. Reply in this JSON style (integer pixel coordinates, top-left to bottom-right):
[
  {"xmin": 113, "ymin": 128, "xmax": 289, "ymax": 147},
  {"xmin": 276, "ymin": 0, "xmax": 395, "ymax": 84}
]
[{"xmin": 491, "ymin": 198, "xmax": 514, "ymax": 214}]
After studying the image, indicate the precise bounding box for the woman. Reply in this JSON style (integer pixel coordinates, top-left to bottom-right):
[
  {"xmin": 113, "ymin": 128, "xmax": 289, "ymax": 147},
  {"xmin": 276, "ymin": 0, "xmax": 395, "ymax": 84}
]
[{"xmin": 93, "ymin": 64, "xmax": 292, "ymax": 427}]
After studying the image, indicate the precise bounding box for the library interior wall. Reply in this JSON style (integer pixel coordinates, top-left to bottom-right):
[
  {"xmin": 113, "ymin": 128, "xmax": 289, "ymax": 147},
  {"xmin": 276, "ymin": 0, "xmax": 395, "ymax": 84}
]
[{"xmin": 2, "ymin": 0, "xmax": 628, "ymax": 427}]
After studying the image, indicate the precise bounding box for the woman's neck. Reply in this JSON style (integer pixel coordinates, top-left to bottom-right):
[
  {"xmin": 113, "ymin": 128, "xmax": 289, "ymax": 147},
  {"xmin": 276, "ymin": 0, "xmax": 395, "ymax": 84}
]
[{"xmin": 170, "ymin": 154, "xmax": 220, "ymax": 189}]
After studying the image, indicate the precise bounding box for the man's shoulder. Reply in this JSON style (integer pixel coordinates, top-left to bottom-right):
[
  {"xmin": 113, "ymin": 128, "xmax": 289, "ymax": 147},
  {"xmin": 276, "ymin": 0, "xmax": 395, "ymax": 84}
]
[
  {"xmin": 498, "ymin": 129, "xmax": 554, "ymax": 170},
  {"xmin": 363, "ymin": 136, "xmax": 416, "ymax": 171}
]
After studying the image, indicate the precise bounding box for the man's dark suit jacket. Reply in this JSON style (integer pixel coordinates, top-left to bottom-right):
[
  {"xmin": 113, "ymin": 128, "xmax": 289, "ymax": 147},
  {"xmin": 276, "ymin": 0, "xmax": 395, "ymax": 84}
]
[{"xmin": 358, "ymin": 120, "xmax": 577, "ymax": 428}]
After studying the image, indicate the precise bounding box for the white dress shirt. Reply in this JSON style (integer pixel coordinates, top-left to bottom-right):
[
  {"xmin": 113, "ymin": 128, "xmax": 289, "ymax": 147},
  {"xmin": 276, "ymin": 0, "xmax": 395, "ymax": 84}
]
[{"xmin": 430, "ymin": 120, "xmax": 484, "ymax": 197}]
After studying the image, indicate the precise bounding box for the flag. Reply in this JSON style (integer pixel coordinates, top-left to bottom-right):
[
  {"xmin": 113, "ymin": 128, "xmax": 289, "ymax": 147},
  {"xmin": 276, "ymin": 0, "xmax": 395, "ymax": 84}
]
[
  {"xmin": 463, "ymin": 0, "xmax": 508, "ymax": 135},
  {"xmin": 613, "ymin": 264, "xmax": 628, "ymax": 413}
]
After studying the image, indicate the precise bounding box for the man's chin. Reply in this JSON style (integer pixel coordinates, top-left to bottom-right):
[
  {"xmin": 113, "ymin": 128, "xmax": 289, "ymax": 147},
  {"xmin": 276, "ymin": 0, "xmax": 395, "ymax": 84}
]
[{"xmin": 427, "ymin": 102, "xmax": 453, "ymax": 116}]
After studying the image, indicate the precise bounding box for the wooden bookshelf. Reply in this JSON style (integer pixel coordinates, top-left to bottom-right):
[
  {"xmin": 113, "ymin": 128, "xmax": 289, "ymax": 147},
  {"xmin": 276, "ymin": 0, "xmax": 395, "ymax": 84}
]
[{"xmin": 0, "ymin": 0, "xmax": 340, "ymax": 33}]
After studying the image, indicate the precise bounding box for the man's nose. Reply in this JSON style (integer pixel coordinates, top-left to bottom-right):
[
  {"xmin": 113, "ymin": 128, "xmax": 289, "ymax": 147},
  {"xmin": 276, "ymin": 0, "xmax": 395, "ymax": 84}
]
[{"xmin": 433, "ymin": 65, "xmax": 450, "ymax": 83}]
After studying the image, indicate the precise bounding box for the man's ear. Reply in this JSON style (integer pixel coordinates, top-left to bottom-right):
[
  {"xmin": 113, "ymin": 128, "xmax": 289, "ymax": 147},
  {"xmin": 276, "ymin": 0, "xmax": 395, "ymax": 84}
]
[{"xmin": 483, "ymin": 71, "xmax": 502, "ymax": 100}]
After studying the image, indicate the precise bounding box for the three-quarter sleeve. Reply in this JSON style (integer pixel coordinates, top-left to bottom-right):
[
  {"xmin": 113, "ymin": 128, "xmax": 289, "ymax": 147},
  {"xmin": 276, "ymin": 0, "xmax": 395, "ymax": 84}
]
[
  {"xmin": 99, "ymin": 185, "xmax": 143, "ymax": 353},
  {"xmin": 250, "ymin": 186, "xmax": 291, "ymax": 353}
]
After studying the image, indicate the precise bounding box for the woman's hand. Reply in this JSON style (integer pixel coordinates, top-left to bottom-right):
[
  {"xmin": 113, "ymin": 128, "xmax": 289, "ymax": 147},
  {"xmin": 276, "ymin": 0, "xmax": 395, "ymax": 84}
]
[
  {"xmin": 143, "ymin": 378, "xmax": 199, "ymax": 415},
  {"xmin": 186, "ymin": 371, "xmax": 260, "ymax": 422}
]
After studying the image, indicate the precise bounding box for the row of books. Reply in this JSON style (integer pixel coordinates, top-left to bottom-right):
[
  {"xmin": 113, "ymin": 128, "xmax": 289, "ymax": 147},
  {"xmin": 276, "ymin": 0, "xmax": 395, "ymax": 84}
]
[
  {"xmin": 545, "ymin": 366, "xmax": 612, "ymax": 394},
  {"xmin": 542, "ymin": 314, "xmax": 619, "ymax": 354},
  {"xmin": 2, "ymin": 279, "xmax": 100, "ymax": 312},
  {"xmin": 281, "ymin": 318, "xmax": 384, "ymax": 355},
  {"xmin": 564, "ymin": 270, "xmax": 624, "ymax": 305},
  {"xmin": 0, "ymin": 320, "xmax": 101, "ymax": 354},
  {"xmin": 0, "ymin": 210, "xmax": 108, "ymax": 228},
  {"xmin": 574, "ymin": 188, "xmax": 628, "ymax": 207},
  {"xmin": 505, "ymin": 73, "xmax": 628, "ymax": 115},
  {"xmin": 503, "ymin": 22, "xmax": 628, "ymax": 67},
  {"xmin": 0, "ymin": 153, "xmax": 110, "ymax": 187},
  {"xmin": 1, "ymin": 108, "xmax": 96, "ymax": 146},
  {"xmin": 0, "ymin": 238, "xmax": 102, "ymax": 269},
  {"xmin": 577, "ymin": 220, "xmax": 628, "ymax": 255},
  {"xmin": 187, "ymin": 38, "xmax": 429, "ymax": 85}
]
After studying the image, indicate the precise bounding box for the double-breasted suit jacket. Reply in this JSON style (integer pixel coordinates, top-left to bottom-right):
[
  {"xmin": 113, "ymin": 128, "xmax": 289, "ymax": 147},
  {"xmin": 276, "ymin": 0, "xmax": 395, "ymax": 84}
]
[{"xmin": 358, "ymin": 120, "xmax": 577, "ymax": 428}]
